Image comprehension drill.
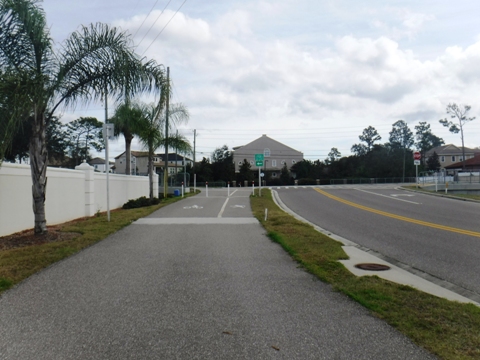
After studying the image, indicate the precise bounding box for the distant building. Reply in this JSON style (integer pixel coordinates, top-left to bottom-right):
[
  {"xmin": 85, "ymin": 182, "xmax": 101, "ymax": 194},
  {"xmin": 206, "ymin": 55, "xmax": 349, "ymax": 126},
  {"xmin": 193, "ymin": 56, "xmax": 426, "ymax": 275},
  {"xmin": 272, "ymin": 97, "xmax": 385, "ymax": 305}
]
[
  {"xmin": 232, "ymin": 135, "xmax": 303, "ymax": 178},
  {"xmin": 444, "ymin": 153, "xmax": 480, "ymax": 171},
  {"xmin": 425, "ymin": 144, "xmax": 480, "ymax": 169},
  {"xmin": 114, "ymin": 151, "xmax": 193, "ymax": 176},
  {"xmin": 88, "ymin": 157, "xmax": 114, "ymax": 173}
]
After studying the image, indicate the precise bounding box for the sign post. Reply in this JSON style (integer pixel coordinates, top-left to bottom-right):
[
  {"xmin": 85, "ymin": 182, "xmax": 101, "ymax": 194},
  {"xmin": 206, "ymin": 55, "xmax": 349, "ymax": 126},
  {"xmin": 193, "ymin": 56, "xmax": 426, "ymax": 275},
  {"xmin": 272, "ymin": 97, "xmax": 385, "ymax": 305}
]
[
  {"xmin": 255, "ymin": 154, "xmax": 264, "ymax": 196},
  {"xmin": 413, "ymin": 151, "xmax": 421, "ymax": 188}
]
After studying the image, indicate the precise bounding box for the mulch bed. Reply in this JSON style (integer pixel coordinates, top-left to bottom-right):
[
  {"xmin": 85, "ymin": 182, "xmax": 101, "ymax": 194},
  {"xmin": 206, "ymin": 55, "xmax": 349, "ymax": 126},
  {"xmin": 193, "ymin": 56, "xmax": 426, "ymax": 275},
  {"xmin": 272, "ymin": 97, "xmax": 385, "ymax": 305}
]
[{"xmin": 0, "ymin": 226, "xmax": 80, "ymax": 251}]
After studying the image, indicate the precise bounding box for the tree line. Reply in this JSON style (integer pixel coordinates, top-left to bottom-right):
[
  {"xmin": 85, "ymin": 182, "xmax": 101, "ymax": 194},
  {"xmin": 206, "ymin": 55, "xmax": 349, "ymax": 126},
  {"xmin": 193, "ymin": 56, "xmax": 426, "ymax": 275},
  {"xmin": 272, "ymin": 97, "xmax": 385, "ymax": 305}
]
[{"xmin": 192, "ymin": 103, "xmax": 476, "ymax": 185}]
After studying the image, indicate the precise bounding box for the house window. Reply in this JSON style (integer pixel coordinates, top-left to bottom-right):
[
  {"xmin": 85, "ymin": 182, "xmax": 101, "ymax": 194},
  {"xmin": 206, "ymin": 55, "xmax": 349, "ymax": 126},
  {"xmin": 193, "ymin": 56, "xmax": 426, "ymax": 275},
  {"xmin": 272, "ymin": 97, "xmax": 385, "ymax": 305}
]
[
  {"xmin": 272, "ymin": 160, "xmax": 277, "ymax": 167},
  {"xmin": 281, "ymin": 160, "xmax": 285, "ymax": 165},
  {"xmin": 250, "ymin": 160, "xmax": 254, "ymax": 165},
  {"xmin": 264, "ymin": 148, "xmax": 271, "ymax": 157},
  {"xmin": 292, "ymin": 160, "xmax": 296, "ymax": 164},
  {"xmin": 452, "ymin": 156, "xmax": 456, "ymax": 162},
  {"xmin": 440, "ymin": 156, "xmax": 445, "ymax": 162},
  {"xmin": 459, "ymin": 156, "xmax": 463, "ymax": 161}
]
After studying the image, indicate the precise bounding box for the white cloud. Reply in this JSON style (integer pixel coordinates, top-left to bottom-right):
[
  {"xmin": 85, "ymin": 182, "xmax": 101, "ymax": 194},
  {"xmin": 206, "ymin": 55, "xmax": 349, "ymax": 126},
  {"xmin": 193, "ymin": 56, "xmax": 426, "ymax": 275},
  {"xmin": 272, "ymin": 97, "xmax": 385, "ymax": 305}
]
[{"xmin": 43, "ymin": 1, "xmax": 480, "ymax": 159}]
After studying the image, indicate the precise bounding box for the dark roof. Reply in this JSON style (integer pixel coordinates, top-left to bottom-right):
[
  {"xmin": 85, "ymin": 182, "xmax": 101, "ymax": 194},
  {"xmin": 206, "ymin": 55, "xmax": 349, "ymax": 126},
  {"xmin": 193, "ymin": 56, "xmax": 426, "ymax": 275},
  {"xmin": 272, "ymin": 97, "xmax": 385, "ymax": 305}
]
[
  {"xmin": 426, "ymin": 144, "xmax": 479, "ymax": 156},
  {"xmin": 88, "ymin": 157, "xmax": 114, "ymax": 165},
  {"xmin": 165, "ymin": 153, "xmax": 192, "ymax": 161},
  {"xmin": 445, "ymin": 154, "xmax": 480, "ymax": 169}
]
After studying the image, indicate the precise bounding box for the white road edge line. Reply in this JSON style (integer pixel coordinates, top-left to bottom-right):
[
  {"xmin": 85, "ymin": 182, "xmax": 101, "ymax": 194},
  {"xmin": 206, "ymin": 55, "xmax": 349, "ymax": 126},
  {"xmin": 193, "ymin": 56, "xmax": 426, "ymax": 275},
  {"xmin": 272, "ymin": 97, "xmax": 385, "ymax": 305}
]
[
  {"xmin": 217, "ymin": 197, "xmax": 230, "ymax": 218},
  {"xmin": 230, "ymin": 189, "xmax": 238, "ymax": 197},
  {"xmin": 354, "ymin": 188, "xmax": 420, "ymax": 204}
]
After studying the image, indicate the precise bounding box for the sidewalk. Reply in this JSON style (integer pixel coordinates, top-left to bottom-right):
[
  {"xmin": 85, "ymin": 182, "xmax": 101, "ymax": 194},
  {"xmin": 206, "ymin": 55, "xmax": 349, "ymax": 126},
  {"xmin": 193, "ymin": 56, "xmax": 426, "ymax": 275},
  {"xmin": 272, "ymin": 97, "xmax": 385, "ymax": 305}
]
[{"xmin": 0, "ymin": 188, "xmax": 435, "ymax": 359}]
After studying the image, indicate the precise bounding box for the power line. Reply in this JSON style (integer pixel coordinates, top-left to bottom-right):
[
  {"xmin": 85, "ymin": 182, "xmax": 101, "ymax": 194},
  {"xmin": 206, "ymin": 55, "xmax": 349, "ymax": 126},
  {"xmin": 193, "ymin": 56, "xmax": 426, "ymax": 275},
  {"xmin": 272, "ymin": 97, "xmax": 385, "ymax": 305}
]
[
  {"xmin": 132, "ymin": 0, "xmax": 161, "ymax": 39},
  {"xmin": 136, "ymin": 0, "xmax": 173, "ymax": 48},
  {"xmin": 142, "ymin": 0, "xmax": 188, "ymax": 55}
]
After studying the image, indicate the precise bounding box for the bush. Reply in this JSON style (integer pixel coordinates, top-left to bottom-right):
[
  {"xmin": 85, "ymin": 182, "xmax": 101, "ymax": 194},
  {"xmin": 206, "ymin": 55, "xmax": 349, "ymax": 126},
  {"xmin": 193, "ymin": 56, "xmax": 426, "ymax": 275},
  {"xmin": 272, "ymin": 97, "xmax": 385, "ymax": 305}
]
[
  {"xmin": 297, "ymin": 178, "xmax": 317, "ymax": 185},
  {"xmin": 122, "ymin": 196, "xmax": 161, "ymax": 209}
]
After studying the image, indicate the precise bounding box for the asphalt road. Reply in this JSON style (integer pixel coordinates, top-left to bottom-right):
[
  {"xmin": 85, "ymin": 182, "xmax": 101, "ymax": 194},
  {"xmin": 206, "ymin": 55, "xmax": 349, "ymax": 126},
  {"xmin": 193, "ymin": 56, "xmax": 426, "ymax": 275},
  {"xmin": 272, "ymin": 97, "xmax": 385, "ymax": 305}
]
[
  {"xmin": 274, "ymin": 184, "xmax": 480, "ymax": 299},
  {"xmin": 0, "ymin": 188, "xmax": 435, "ymax": 359}
]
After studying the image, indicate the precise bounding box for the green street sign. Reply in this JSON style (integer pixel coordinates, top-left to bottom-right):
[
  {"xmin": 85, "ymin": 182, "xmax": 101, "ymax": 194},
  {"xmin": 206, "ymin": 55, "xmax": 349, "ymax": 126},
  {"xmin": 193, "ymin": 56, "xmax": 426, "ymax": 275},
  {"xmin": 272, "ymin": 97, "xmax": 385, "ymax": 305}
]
[
  {"xmin": 256, "ymin": 161, "xmax": 264, "ymax": 166},
  {"xmin": 254, "ymin": 154, "xmax": 264, "ymax": 161}
]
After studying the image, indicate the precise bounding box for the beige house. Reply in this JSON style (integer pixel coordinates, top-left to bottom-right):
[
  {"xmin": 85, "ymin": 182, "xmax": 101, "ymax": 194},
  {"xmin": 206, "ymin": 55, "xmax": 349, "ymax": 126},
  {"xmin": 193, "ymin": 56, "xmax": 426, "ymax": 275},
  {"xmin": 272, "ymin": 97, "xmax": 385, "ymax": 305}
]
[
  {"xmin": 425, "ymin": 144, "xmax": 480, "ymax": 169},
  {"xmin": 233, "ymin": 135, "xmax": 304, "ymax": 177},
  {"xmin": 115, "ymin": 151, "xmax": 192, "ymax": 176},
  {"xmin": 115, "ymin": 151, "xmax": 164, "ymax": 176}
]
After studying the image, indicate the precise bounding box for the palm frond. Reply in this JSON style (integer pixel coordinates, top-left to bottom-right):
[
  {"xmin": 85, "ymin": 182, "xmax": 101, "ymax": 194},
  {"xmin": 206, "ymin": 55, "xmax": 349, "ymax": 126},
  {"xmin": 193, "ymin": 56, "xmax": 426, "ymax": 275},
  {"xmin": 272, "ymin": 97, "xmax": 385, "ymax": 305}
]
[
  {"xmin": 51, "ymin": 23, "xmax": 164, "ymax": 117},
  {"xmin": 0, "ymin": 0, "xmax": 53, "ymax": 74}
]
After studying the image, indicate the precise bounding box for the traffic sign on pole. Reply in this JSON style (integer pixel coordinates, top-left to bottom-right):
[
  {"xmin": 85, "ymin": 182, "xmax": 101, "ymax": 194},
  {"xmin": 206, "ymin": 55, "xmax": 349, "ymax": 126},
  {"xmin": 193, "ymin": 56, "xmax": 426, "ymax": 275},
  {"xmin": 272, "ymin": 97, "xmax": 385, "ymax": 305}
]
[
  {"xmin": 413, "ymin": 151, "xmax": 421, "ymax": 160},
  {"xmin": 255, "ymin": 154, "xmax": 264, "ymax": 167}
]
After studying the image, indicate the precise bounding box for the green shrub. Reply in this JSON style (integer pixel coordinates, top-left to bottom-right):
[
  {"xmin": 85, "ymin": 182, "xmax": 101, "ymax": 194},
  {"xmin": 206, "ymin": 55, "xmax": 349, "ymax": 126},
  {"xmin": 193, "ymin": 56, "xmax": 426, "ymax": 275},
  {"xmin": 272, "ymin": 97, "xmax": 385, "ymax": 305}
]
[{"xmin": 122, "ymin": 196, "xmax": 161, "ymax": 209}]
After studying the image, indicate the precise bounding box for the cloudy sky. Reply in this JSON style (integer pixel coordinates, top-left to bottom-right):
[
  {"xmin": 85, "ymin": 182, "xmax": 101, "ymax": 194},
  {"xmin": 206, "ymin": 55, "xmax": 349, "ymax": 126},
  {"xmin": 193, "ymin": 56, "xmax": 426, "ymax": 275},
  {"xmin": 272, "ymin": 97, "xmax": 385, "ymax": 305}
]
[{"xmin": 42, "ymin": 0, "xmax": 480, "ymax": 161}]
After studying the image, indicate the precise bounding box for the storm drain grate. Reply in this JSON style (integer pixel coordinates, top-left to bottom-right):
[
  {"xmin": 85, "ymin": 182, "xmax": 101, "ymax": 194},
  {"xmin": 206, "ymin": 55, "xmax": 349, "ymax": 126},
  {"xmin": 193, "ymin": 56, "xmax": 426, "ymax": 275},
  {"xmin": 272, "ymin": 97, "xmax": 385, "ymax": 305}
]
[{"xmin": 355, "ymin": 263, "xmax": 390, "ymax": 271}]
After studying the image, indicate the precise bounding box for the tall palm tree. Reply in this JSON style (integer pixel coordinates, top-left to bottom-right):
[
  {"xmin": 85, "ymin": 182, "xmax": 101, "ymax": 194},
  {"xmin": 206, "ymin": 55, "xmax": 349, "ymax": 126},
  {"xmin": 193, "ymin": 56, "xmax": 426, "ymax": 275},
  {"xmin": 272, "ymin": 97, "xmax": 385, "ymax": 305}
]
[
  {"xmin": 137, "ymin": 102, "xmax": 190, "ymax": 200},
  {"xmin": 0, "ymin": 0, "xmax": 163, "ymax": 233},
  {"xmin": 110, "ymin": 101, "xmax": 145, "ymax": 175}
]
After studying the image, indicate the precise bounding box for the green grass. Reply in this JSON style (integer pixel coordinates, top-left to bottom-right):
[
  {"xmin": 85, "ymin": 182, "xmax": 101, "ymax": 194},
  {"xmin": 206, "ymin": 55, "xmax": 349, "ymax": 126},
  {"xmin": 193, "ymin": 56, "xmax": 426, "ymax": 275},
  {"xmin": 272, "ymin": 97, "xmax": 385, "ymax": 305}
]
[
  {"xmin": 403, "ymin": 185, "xmax": 480, "ymax": 201},
  {"xmin": 0, "ymin": 192, "xmax": 199, "ymax": 294},
  {"xmin": 251, "ymin": 190, "xmax": 480, "ymax": 360}
]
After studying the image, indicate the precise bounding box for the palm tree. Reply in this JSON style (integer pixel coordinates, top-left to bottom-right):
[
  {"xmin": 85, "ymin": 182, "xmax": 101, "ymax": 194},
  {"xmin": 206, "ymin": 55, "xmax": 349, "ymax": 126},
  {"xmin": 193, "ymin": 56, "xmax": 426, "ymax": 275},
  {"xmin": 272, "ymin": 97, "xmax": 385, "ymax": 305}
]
[
  {"xmin": 137, "ymin": 102, "xmax": 190, "ymax": 200},
  {"xmin": 0, "ymin": 0, "xmax": 163, "ymax": 233},
  {"xmin": 110, "ymin": 101, "xmax": 145, "ymax": 175}
]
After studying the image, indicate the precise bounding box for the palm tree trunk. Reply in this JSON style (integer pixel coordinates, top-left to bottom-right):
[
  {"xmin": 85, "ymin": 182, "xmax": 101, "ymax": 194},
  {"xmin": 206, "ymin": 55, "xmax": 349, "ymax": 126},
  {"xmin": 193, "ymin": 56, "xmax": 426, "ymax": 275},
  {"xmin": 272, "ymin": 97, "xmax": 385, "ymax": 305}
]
[
  {"xmin": 125, "ymin": 133, "xmax": 133, "ymax": 175},
  {"xmin": 29, "ymin": 113, "xmax": 48, "ymax": 234}
]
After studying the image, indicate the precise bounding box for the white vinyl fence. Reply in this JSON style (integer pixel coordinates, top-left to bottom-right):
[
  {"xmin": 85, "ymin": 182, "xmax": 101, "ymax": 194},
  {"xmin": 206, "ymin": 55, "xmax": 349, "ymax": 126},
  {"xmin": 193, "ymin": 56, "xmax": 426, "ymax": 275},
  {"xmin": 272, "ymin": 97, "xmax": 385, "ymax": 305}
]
[{"xmin": 0, "ymin": 162, "xmax": 157, "ymax": 237}]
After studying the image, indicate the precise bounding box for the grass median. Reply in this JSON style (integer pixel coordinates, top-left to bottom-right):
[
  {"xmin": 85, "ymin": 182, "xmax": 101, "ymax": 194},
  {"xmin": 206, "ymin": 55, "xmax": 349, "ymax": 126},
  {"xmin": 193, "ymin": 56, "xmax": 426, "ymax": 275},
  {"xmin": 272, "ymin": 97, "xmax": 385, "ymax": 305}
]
[
  {"xmin": 251, "ymin": 189, "xmax": 480, "ymax": 360},
  {"xmin": 0, "ymin": 192, "xmax": 198, "ymax": 294}
]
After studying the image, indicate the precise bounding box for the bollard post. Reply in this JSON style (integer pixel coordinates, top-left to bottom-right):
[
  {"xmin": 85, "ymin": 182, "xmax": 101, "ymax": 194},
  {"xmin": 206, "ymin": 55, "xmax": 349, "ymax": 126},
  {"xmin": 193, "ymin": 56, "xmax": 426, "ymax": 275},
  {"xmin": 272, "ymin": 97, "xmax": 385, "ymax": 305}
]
[
  {"xmin": 228, "ymin": 182, "xmax": 230, "ymax": 197},
  {"xmin": 206, "ymin": 181, "xmax": 209, "ymax": 197},
  {"xmin": 182, "ymin": 182, "xmax": 184, "ymax": 197},
  {"xmin": 265, "ymin": 208, "xmax": 268, "ymax": 221},
  {"xmin": 252, "ymin": 181, "xmax": 255, "ymax": 196},
  {"xmin": 445, "ymin": 181, "xmax": 448, "ymax": 194}
]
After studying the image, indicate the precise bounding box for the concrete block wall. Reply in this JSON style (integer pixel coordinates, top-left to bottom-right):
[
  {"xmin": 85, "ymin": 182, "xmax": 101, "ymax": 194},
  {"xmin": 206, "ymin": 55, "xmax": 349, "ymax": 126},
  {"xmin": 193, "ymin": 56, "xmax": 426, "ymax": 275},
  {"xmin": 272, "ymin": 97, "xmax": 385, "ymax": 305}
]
[{"xmin": 0, "ymin": 162, "xmax": 156, "ymax": 237}]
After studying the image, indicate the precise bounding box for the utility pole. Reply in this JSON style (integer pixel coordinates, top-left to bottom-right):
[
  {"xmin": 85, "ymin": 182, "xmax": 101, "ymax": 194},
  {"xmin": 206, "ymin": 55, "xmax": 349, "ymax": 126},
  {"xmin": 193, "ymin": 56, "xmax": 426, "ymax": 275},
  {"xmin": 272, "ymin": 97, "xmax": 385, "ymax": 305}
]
[
  {"xmin": 193, "ymin": 129, "xmax": 196, "ymax": 190},
  {"xmin": 104, "ymin": 84, "xmax": 110, "ymax": 221},
  {"xmin": 163, "ymin": 67, "xmax": 170, "ymax": 198},
  {"xmin": 175, "ymin": 129, "xmax": 178, "ymax": 178}
]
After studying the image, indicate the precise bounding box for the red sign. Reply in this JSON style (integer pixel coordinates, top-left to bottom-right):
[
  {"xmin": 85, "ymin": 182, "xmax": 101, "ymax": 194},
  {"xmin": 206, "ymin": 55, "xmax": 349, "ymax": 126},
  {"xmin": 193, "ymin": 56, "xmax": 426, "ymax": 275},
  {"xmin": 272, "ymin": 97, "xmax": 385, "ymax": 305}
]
[{"xmin": 413, "ymin": 151, "xmax": 421, "ymax": 160}]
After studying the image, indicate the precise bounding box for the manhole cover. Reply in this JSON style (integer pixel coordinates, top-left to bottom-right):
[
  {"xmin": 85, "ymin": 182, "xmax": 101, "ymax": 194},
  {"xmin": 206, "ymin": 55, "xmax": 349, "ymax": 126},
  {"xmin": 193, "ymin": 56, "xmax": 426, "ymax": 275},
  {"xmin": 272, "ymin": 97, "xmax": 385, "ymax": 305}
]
[{"xmin": 354, "ymin": 263, "xmax": 390, "ymax": 271}]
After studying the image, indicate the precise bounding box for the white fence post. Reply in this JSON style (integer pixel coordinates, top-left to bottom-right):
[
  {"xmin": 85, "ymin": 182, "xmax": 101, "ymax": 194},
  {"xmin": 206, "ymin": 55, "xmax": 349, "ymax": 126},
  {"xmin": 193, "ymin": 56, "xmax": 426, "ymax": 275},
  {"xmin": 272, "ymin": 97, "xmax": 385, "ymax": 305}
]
[
  {"xmin": 75, "ymin": 161, "xmax": 95, "ymax": 217},
  {"xmin": 153, "ymin": 173, "xmax": 159, "ymax": 198}
]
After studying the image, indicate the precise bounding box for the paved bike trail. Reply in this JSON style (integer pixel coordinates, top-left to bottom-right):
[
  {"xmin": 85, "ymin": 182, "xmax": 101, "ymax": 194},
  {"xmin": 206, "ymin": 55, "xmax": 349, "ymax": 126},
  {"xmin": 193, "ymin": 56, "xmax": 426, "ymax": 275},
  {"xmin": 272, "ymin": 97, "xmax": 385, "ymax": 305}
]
[{"xmin": 0, "ymin": 188, "xmax": 435, "ymax": 359}]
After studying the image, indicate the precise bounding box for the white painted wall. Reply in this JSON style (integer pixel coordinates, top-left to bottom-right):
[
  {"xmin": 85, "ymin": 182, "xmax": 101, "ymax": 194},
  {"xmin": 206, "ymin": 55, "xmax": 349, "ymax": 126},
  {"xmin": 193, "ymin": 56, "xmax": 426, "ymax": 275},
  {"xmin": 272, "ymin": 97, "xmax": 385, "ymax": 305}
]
[{"xmin": 0, "ymin": 162, "xmax": 157, "ymax": 237}]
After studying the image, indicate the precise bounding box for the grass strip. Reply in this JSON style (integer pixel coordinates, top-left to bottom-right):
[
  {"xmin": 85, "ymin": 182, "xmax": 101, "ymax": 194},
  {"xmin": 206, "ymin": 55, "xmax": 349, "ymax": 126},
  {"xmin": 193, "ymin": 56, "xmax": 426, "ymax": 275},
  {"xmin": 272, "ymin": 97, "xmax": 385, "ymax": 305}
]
[
  {"xmin": 0, "ymin": 192, "xmax": 198, "ymax": 295},
  {"xmin": 403, "ymin": 185, "xmax": 480, "ymax": 201},
  {"xmin": 251, "ymin": 189, "xmax": 480, "ymax": 360}
]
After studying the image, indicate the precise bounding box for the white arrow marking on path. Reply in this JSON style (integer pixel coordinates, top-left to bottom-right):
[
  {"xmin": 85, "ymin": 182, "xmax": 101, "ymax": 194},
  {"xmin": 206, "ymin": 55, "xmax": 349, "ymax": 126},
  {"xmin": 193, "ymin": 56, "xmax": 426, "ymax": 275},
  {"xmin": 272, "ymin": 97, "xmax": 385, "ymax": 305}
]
[{"xmin": 183, "ymin": 205, "xmax": 203, "ymax": 209}]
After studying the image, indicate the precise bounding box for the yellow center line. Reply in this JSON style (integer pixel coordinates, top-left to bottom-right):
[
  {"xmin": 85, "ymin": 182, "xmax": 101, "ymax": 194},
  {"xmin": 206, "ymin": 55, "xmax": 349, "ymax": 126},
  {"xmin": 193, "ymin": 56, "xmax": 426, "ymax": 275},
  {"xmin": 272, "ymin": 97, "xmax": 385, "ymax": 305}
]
[{"xmin": 314, "ymin": 188, "xmax": 480, "ymax": 238}]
